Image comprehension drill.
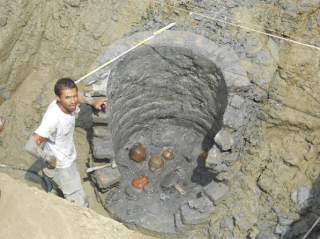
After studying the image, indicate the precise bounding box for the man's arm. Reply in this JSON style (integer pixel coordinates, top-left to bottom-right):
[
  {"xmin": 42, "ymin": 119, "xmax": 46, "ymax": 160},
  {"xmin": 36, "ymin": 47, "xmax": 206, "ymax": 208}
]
[
  {"xmin": 25, "ymin": 133, "xmax": 56, "ymax": 169},
  {"xmin": 78, "ymin": 92, "xmax": 108, "ymax": 110}
]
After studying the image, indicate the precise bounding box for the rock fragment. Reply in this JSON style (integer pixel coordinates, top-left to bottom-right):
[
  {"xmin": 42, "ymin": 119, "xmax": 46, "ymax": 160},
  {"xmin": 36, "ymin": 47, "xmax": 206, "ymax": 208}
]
[{"xmin": 203, "ymin": 181, "xmax": 229, "ymax": 205}]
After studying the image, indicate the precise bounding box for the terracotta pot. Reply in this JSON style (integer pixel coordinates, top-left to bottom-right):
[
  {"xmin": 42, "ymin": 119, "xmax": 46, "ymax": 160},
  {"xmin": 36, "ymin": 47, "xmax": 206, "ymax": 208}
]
[
  {"xmin": 148, "ymin": 155, "xmax": 164, "ymax": 172},
  {"xmin": 0, "ymin": 117, "xmax": 4, "ymax": 132},
  {"xmin": 132, "ymin": 175, "xmax": 149, "ymax": 189},
  {"xmin": 162, "ymin": 148, "xmax": 174, "ymax": 160},
  {"xmin": 129, "ymin": 143, "xmax": 146, "ymax": 163}
]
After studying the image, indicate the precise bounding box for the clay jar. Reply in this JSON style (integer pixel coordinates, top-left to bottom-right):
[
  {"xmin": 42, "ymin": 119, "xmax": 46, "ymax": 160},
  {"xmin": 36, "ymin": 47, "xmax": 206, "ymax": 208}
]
[
  {"xmin": 129, "ymin": 143, "xmax": 146, "ymax": 163},
  {"xmin": 132, "ymin": 175, "xmax": 149, "ymax": 189},
  {"xmin": 162, "ymin": 148, "xmax": 174, "ymax": 160},
  {"xmin": 148, "ymin": 155, "xmax": 164, "ymax": 172}
]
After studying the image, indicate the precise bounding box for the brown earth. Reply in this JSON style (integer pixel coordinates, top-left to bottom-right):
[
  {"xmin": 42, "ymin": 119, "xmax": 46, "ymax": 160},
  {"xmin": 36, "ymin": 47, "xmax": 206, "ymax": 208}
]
[{"xmin": 0, "ymin": 173, "xmax": 151, "ymax": 239}]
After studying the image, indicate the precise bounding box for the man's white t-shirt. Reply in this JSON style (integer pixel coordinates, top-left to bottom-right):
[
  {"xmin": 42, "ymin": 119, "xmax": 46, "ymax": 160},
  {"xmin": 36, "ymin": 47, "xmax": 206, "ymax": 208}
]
[{"xmin": 35, "ymin": 100, "xmax": 76, "ymax": 168}]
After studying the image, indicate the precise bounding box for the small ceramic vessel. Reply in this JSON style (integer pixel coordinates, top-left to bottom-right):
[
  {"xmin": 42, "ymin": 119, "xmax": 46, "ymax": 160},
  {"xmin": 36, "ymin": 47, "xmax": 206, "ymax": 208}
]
[
  {"xmin": 132, "ymin": 175, "xmax": 149, "ymax": 189},
  {"xmin": 129, "ymin": 143, "xmax": 146, "ymax": 163},
  {"xmin": 162, "ymin": 148, "xmax": 174, "ymax": 160},
  {"xmin": 148, "ymin": 155, "xmax": 164, "ymax": 172}
]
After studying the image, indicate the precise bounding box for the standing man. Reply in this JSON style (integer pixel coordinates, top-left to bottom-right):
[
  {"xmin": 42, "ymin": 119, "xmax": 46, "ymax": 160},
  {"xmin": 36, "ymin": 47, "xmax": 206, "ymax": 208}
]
[{"xmin": 25, "ymin": 78, "xmax": 107, "ymax": 207}]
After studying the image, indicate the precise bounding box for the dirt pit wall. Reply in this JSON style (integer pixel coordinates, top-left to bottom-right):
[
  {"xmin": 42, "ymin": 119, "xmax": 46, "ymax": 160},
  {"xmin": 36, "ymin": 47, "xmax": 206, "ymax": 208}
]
[{"xmin": 0, "ymin": 0, "xmax": 150, "ymax": 165}]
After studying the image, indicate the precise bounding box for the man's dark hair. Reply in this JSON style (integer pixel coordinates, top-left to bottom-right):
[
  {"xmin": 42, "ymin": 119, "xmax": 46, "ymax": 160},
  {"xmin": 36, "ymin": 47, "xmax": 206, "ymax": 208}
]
[{"xmin": 54, "ymin": 78, "xmax": 78, "ymax": 97}]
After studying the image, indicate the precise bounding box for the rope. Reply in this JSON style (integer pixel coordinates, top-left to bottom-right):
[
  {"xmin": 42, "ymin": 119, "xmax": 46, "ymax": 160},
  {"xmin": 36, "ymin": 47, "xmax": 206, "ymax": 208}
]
[
  {"xmin": 75, "ymin": 22, "xmax": 176, "ymax": 84},
  {"xmin": 302, "ymin": 216, "xmax": 320, "ymax": 239},
  {"xmin": 0, "ymin": 164, "xmax": 52, "ymax": 193},
  {"xmin": 153, "ymin": 1, "xmax": 320, "ymax": 51}
]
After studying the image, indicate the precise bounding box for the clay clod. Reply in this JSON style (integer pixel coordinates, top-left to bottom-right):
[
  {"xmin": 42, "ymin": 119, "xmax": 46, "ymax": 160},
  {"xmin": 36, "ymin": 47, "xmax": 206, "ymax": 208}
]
[{"xmin": 129, "ymin": 143, "xmax": 146, "ymax": 163}]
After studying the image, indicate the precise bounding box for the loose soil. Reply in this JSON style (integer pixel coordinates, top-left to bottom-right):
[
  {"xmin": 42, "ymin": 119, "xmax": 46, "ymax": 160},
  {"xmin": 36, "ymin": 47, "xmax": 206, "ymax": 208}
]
[{"xmin": 0, "ymin": 173, "xmax": 151, "ymax": 239}]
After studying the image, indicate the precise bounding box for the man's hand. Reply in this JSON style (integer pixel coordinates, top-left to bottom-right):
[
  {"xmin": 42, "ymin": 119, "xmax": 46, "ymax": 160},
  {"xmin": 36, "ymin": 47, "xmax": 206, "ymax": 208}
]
[
  {"xmin": 46, "ymin": 155, "xmax": 57, "ymax": 169},
  {"xmin": 25, "ymin": 134, "xmax": 58, "ymax": 168},
  {"xmin": 77, "ymin": 93, "xmax": 108, "ymax": 110},
  {"xmin": 92, "ymin": 98, "xmax": 108, "ymax": 110}
]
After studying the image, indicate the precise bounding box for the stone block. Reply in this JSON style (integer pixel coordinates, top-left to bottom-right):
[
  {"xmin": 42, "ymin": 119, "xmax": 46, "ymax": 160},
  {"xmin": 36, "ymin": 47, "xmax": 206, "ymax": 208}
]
[
  {"xmin": 214, "ymin": 129, "xmax": 234, "ymax": 151},
  {"xmin": 207, "ymin": 45, "xmax": 249, "ymax": 91},
  {"xmin": 93, "ymin": 126, "xmax": 112, "ymax": 139},
  {"xmin": 210, "ymin": 46, "xmax": 247, "ymax": 75},
  {"xmin": 83, "ymin": 72, "xmax": 109, "ymax": 97},
  {"xmin": 234, "ymin": 212, "xmax": 258, "ymax": 232},
  {"xmin": 229, "ymin": 95, "xmax": 245, "ymax": 109},
  {"xmin": 221, "ymin": 152, "xmax": 238, "ymax": 166},
  {"xmin": 291, "ymin": 185, "xmax": 313, "ymax": 205},
  {"xmin": 222, "ymin": 70, "xmax": 250, "ymax": 91},
  {"xmin": 92, "ymin": 109, "xmax": 111, "ymax": 124},
  {"xmin": 205, "ymin": 146, "xmax": 228, "ymax": 174},
  {"xmin": 93, "ymin": 166, "xmax": 121, "ymax": 189},
  {"xmin": 130, "ymin": 32, "xmax": 151, "ymax": 45},
  {"xmin": 207, "ymin": 145, "xmax": 223, "ymax": 159},
  {"xmin": 188, "ymin": 196, "xmax": 215, "ymax": 214},
  {"xmin": 220, "ymin": 217, "xmax": 234, "ymax": 230},
  {"xmin": 174, "ymin": 211, "xmax": 185, "ymax": 231},
  {"xmin": 180, "ymin": 197, "xmax": 215, "ymax": 225},
  {"xmin": 92, "ymin": 81, "xmax": 108, "ymax": 96},
  {"xmin": 279, "ymin": 213, "xmax": 298, "ymax": 227},
  {"xmin": 98, "ymin": 39, "xmax": 131, "ymax": 63},
  {"xmin": 92, "ymin": 137, "xmax": 115, "ymax": 159},
  {"xmin": 256, "ymin": 231, "xmax": 279, "ymax": 239},
  {"xmin": 292, "ymin": 185, "xmax": 314, "ymax": 212},
  {"xmin": 140, "ymin": 213, "xmax": 176, "ymax": 234},
  {"xmin": 257, "ymin": 220, "xmax": 277, "ymax": 233},
  {"xmin": 274, "ymin": 224, "xmax": 291, "ymax": 237},
  {"xmin": 144, "ymin": 31, "xmax": 171, "ymax": 46},
  {"xmin": 203, "ymin": 181, "xmax": 229, "ymax": 205},
  {"xmin": 247, "ymin": 51, "xmax": 272, "ymax": 65},
  {"xmin": 206, "ymin": 157, "xmax": 223, "ymax": 174},
  {"xmin": 166, "ymin": 32, "xmax": 187, "ymax": 46},
  {"xmin": 223, "ymin": 105, "xmax": 245, "ymax": 130},
  {"xmin": 186, "ymin": 32, "xmax": 218, "ymax": 55}
]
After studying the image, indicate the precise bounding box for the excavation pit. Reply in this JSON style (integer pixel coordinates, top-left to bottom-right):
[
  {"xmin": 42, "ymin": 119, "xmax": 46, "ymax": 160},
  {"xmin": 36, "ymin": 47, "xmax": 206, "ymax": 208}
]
[{"xmin": 84, "ymin": 31, "xmax": 250, "ymax": 237}]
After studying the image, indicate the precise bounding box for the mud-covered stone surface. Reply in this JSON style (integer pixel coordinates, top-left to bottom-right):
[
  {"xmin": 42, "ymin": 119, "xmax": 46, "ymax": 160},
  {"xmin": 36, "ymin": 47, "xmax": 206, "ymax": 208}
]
[
  {"xmin": 1, "ymin": 0, "xmax": 320, "ymax": 239},
  {"xmin": 84, "ymin": 31, "xmax": 249, "ymax": 237},
  {"xmin": 86, "ymin": 37, "xmax": 233, "ymax": 237}
]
